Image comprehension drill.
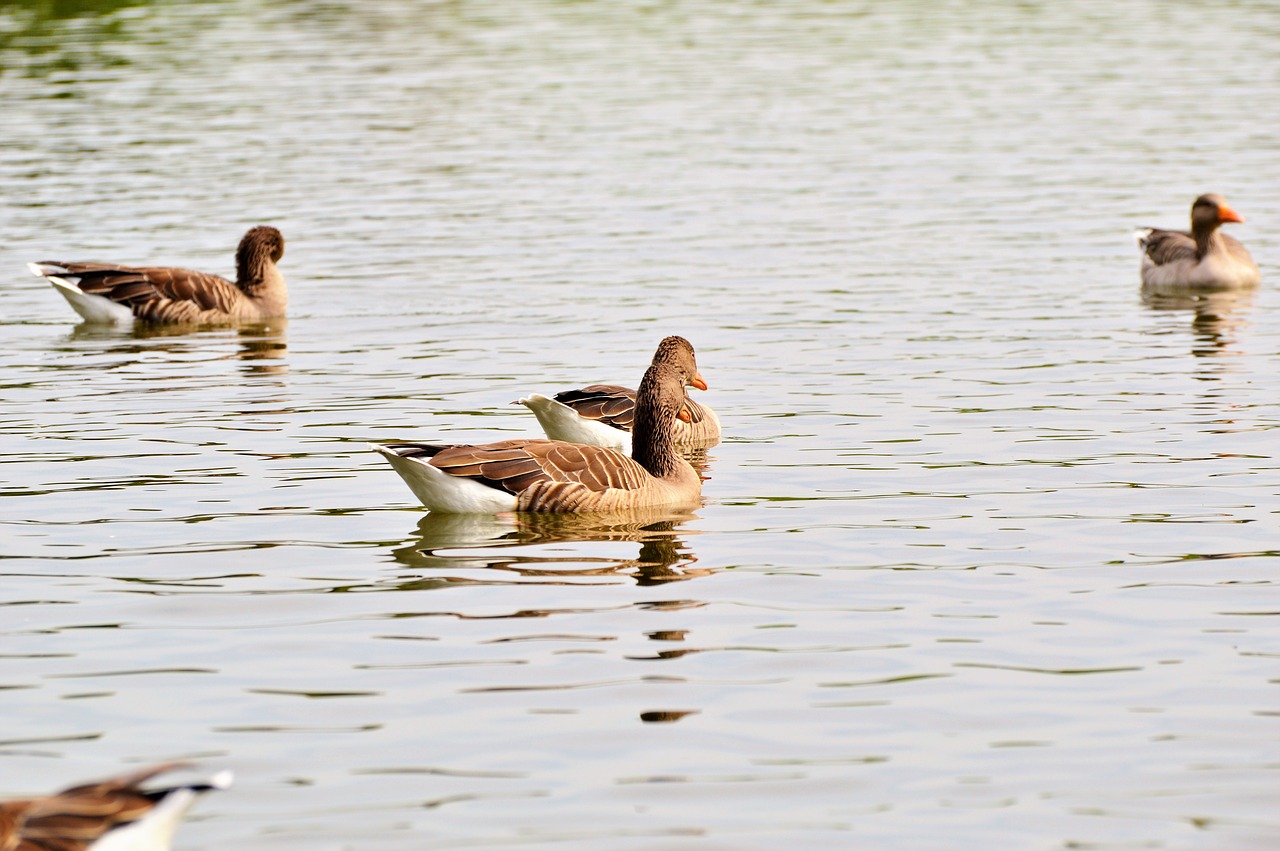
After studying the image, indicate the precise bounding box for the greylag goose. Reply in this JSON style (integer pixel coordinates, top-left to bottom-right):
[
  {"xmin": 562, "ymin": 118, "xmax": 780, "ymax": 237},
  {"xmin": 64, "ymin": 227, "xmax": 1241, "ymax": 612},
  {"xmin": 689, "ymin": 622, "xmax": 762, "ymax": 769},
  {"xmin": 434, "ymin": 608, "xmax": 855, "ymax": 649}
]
[
  {"xmin": 371, "ymin": 336, "xmax": 707, "ymax": 513},
  {"xmin": 1137, "ymin": 194, "xmax": 1260, "ymax": 289},
  {"xmin": 29, "ymin": 226, "xmax": 286, "ymax": 324},
  {"xmin": 0, "ymin": 763, "xmax": 231, "ymax": 850},
  {"xmin": 516, "ymin": 382, "xmax": 720, "ymax": 452}
]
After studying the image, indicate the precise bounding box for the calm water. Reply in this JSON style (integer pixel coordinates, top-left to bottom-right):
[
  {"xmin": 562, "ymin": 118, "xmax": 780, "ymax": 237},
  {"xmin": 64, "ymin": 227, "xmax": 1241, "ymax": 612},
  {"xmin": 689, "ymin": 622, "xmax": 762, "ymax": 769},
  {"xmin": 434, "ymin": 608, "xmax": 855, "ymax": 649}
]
[{"xmin": 2, "ymin": 1, "xmax": 1278, "ymax": 848}]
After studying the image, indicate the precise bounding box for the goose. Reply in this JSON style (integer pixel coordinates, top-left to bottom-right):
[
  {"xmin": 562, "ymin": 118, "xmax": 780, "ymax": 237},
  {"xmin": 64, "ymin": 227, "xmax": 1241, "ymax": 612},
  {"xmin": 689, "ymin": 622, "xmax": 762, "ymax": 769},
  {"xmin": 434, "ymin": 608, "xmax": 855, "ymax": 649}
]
[
  {"xmin": 1137, "ymin": 194, "xmax": 1260, "ymax": 290},
  {"xmin": 516, "ymin": 382, "xmax": 720, "ymax": 452},
  {"xmin": 371, "ymin": 336, "xmax": 706, "ymax": 513},
  {"xmin": 29, "ymin": 226, "xmax": 287, "ymax": 324},
  {"xmin": 0, "ymin": 763, "xmax": 231, "ymax": 850}
]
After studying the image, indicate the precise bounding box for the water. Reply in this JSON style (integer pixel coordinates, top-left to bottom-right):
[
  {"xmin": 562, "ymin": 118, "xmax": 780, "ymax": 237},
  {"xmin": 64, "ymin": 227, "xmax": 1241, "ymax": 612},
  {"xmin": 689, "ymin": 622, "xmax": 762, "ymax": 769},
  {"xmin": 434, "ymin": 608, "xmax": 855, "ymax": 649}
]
[{"xmin": 1, "ymin": 1, "xmax": 1277, "ymax": 848}]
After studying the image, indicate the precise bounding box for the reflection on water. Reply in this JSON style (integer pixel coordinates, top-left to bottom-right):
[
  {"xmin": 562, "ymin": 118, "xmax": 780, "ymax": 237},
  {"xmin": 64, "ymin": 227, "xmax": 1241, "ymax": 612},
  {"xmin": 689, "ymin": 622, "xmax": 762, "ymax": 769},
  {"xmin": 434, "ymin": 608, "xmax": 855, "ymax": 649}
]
[
  {"xmin": 62, "ymin": 318, "xmax": 289, "ymax": 375},
  {"xmin": 235, "ymin": 321, "xmax": 289, "ymax": 376},
  {"xmin": 389, "ymin": 507, "xmax": 706, "ymax": 586},
  {"xmin": 1141, "ymin": 287, "xmax": 1256, "ymax": 361}
]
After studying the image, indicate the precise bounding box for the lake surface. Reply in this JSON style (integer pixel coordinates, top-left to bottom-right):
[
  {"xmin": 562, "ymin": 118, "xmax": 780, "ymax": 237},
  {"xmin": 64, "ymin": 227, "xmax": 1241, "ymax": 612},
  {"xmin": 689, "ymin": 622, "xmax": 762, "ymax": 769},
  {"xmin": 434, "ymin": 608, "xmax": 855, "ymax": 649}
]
[{"xmin": 1, "ymin": 1, "xmax": 1278, "ymax": 848}]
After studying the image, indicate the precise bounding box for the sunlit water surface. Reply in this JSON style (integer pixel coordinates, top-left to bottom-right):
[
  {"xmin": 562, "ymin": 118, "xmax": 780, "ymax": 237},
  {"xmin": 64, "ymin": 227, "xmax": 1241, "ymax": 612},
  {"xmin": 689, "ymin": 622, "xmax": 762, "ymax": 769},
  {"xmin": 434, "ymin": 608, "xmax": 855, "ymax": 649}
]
[{"xmin": 1, "ymin": 1, "xmax": 1277, "ymax": 848}]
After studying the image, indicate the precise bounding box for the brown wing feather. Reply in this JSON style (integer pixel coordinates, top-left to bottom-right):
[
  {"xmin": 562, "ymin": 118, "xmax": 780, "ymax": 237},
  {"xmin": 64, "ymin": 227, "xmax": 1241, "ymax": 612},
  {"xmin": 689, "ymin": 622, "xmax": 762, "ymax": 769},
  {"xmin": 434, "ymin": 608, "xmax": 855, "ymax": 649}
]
[
  {"xmin": 142, "ymin": 269, "xmax": 241, "ymax": 312},
  {"xmin": 554, "ymin": 385, "xmax": 638, "ymax": 430},
  {"xmin": 41, "ymin": 262, "xmax": 243, "ymax": 321},
  {"xmin": 682, "ymin": 398, "xmax": 714, "ymax": 425},
  {"xmin": 555, "ymin": 385, "xmax": 711, "ymax": 430},
  {"xmin": 524, "ymin": 442, "xmax": 650, "ymax": 491},
  {"xmin": 1139, "ymin": 229, "xmax": 1196, "ymax": 266},
  {"xmin": 1, "ymin": 764, "xmax": 189, "ymax": 851},
  {"xmin": 429, "ymin": 439, "xmax": 651, "ymax": 496}
]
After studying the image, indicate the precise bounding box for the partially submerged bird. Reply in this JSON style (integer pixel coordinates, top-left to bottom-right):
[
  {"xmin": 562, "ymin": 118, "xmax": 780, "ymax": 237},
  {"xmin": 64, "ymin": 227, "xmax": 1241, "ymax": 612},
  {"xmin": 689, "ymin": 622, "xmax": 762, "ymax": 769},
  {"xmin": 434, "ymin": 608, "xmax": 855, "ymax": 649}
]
[
  {"xmin": 29, "ymin": 226, "xmax": 287, "ymax": 324},
  {"xmin": 1136, "ymin": 194, "xmax": 1260, "ymax": 290},
  {"xmin": 371, "ymin": 336, "xmax": 707, "ymax": 513},
  {"xmin": 516, "ymin": 382, "xmax": 720, "ymax": 452},
  {"xmin": 0, "ymin": 763, "xmax": 231, "ymax": 850}
]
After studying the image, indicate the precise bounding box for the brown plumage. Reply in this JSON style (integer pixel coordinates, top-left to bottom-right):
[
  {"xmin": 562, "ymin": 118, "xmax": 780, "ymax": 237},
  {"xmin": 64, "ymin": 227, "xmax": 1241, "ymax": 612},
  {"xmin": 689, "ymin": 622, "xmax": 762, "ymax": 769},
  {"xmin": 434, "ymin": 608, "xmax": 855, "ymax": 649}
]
[
  {"xmin": 0, "ymin": 763, "xmax": 229, "ymax": 851},
  {"xmin": 372, "ymin": 336, "xmax": 707, "ymax": 513},
  {"xmin": 31, "ymin": 226, "xmax": 287, "ymax": 323},
  {"xmin": 552, "ymin": 385, "xmax": 641, "ymax": 429},
  {"xmin": 545, "ymin": 384, "xmax": 720, "ymax": 447},
  {"xmin": 1138, "ymin": 195, "xmax": 1260, "ymax": 290}
]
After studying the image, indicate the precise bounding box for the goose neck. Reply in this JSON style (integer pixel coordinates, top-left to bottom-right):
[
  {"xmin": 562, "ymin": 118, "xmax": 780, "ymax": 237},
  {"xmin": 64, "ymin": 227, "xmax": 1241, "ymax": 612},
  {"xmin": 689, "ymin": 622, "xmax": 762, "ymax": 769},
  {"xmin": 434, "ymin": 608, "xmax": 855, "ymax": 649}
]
[
  {"xmin": 1192, "ymin": 222, "xmax": 1223, "ymax": 261},
  {"xmin": 631, "ymin": 367, "xmax": 683, "ymax": 479}
]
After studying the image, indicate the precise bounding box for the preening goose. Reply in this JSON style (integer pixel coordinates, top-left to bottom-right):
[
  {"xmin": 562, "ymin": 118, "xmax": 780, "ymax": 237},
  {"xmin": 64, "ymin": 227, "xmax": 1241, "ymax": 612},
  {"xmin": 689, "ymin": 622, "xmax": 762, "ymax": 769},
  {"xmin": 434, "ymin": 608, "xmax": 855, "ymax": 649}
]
[
  {"xmin": 29, "ymin": 226, "xmax": 287, "ymax": 324},
  {"xmin": 371, "ymin": 336, "xmax": 707, "ymax": 513},
  {"xmin": 0, "ymin": 763, "xmax": 231, "ymax": 851},
  {"xmin": 516, "ymin": 383, "xmax": 720, "ymax": 452},
  {"xmin": 1137, "ymin": 194, "xmax": 1260, "ymax": 290}
]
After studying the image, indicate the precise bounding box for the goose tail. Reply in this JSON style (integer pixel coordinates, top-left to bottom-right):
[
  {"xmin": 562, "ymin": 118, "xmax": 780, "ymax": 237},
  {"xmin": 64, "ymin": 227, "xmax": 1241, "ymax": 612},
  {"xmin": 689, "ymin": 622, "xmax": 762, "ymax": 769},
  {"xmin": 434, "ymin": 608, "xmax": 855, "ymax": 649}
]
[{"xmin": 46, "ymin": 275, "xmax": 135, "ymax": 324}]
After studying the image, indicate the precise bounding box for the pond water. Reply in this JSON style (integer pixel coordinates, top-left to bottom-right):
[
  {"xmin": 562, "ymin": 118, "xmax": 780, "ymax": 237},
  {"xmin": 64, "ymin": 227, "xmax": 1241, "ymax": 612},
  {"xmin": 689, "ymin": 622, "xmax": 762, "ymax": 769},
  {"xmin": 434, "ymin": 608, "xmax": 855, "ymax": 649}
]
[{"xmin": 1, "ymin": 1, "xmax": 1277, "ymax": 848}]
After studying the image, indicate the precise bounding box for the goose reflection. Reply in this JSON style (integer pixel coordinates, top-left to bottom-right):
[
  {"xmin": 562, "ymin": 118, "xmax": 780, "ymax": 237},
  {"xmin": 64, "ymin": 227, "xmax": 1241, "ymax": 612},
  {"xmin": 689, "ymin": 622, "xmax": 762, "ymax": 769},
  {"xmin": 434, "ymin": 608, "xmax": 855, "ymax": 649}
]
[
  {"xmin": 388, "ymin": 506, "xmax": 707, "ymax": 585},
  {"xmin": 63, "ymin": 318, "xmax": 289, "ymax": 380},
  {"xmin": 234, "ymin": 319, "xmax": 289, "ymax": 376},
  {"xmin": 1141, "ymin": 286, "xmax": 1255, "ymax": 362}
]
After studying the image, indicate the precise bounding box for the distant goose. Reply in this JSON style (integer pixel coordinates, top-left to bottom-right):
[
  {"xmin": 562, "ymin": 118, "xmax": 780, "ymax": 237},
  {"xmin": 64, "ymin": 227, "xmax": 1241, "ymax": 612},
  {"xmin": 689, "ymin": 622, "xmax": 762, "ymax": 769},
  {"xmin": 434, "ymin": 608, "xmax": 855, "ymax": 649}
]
[
  {"xmin": 516, "ymin": 382, "xmax": 720, "ymax": 452},
  {"xmin": 29, "ymin": 226, "xmax": 286, "ymax": 324},
  {"xmin": 0, "ymin": 763, "xmax": 231, "ymax": 850},
  {"xmin": 1137, "ymin": 194, "xmax": 1260, "ymax": 290},
  {"xmin": 371, "ymin": 336, "xmax": 707, "ymax": 513}
]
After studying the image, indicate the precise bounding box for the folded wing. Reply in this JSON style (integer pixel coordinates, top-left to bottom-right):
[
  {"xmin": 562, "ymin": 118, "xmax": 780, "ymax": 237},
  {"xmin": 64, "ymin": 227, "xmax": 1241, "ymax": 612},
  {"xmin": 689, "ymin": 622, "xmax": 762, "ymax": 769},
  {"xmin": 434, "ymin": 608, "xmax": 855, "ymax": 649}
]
[
  {"xmin": 1137, "ymin": 229, "xmax": 1196, "ymax": 267},
  {"xmin": 36, "ymin": 262, "xmax": 245, "ymax": 322},
  {"xmin": 429, "ymin": 439, "xmax": 652, "ymax": 495}
]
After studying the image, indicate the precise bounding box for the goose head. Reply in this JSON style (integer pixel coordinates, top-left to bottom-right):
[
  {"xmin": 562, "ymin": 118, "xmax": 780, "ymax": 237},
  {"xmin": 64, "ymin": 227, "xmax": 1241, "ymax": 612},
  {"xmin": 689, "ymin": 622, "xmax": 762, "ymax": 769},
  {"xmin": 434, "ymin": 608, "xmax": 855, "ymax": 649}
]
[
  {"xmin": 651, "ymin": 335, "xmax": 708, "ymax": 424},
  {"xmin": 652, "ymin": 335, "xmax": 707, "ymax": 393},
  {"xmin": 1191, "ymin": 194, "xmax": 1244, "ymax": 234},
  {"xmin": 237, "ymin": 225, "xmax": 285, "ymax": 274},
  {"xmin": 632, "ymin": 336, "xmax": 707, "ymax": 474}
]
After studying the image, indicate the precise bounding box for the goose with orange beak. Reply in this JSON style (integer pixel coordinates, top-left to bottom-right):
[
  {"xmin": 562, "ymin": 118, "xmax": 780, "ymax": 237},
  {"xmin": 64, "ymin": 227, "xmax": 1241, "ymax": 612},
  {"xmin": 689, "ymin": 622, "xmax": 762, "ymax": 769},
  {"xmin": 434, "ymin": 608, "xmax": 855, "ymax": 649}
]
[
  {"xmin": 372, "ymin": 336, "xmax": 709, "ymax": 513},
  {"xmin": 1136, "ymin": 194, "xmax": 1260, "ymax": 290}
]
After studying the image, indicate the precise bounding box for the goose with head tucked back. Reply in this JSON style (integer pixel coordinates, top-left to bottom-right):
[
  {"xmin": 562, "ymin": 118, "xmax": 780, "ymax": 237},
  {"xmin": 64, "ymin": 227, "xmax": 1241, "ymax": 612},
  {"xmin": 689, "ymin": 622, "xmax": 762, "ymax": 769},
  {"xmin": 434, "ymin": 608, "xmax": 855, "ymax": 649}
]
[
  {"xmin": 28, "ymin": 226, "xmax": 287, "ymax": 324},
  {"xmin": 1137, "ymin": 194, "xmax": 1260, "ymax": 290},
  {"xmin": 371, "ymin": 336, "xmax": 707, "ymax": 514},
  {"xmin": 516, "ymin": 379, "xmax": 719, "ymax": 453},
  {"xmin": 0, "ymin": 763, "xmax": 231, "ymax": 851}
]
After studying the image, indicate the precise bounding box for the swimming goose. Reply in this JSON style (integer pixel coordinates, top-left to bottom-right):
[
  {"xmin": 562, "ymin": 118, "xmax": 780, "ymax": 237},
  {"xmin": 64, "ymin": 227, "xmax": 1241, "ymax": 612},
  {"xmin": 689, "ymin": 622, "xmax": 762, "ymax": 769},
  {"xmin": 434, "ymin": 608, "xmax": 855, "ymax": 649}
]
[
  {"xmin": 0, "ymin": 763, "xmax": 231, "ymax": 850},
  {"xmin": 516, "ymin": 382, "xmax": 720, "ymax": 452},
  {"xmin": 1137, "ymin": 194, "xmax": 1260, "ymax": 290},
  {"xmin": 371, "ymin": 336, "xmax": 706, "ymax": 513},
  {"xmin": 29, "ymin": 226, "xmax": 287, "ymax": 324}
]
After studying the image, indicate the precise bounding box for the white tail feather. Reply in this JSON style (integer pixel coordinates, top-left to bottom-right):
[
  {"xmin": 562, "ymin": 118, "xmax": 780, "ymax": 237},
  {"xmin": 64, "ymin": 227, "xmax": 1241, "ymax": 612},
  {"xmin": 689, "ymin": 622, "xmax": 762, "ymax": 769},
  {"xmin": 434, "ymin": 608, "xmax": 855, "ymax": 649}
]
[
  {"xmin": 370, "ymin": 444, "xmax": 519, "ymax": 513},
  {"xmin": 46, "ymin": 277, "xmax": 135, "ymax": 324},
  {"xmin": 515, "ymin": 394, "xmax": 631, "ymax": 451},
  {"xmin": 90, "ymin": 789, "xmax": 196, "ymax": 851},
  {"xmin": 90, "ymin": 768, "xmax": 231, "ymax": 851}
]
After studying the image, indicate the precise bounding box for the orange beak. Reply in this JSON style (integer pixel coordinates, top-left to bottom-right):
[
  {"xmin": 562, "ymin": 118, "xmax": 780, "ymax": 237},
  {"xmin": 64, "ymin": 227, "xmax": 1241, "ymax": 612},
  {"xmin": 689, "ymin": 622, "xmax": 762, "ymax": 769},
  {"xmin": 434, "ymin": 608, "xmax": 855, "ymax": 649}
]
[
  {"xmin": 689, "ymin": 371, "xmax": 708, "ymax": 391},
  {"xmin": 678, "ymin": 406, "xmax": 692, "ymax": 423},
  {"xmin": 1218, "ymin": 204, "xmax": 1245, "ymax": 224}
]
